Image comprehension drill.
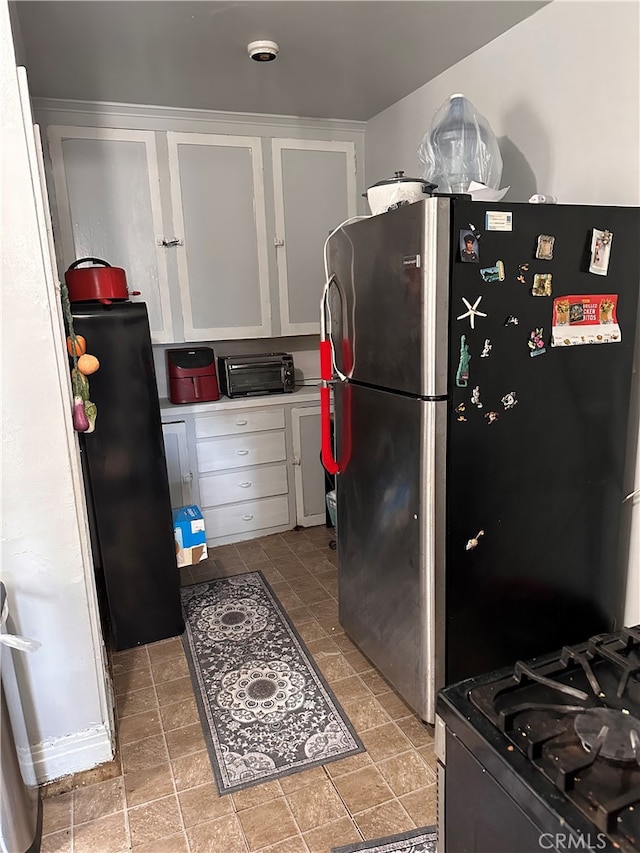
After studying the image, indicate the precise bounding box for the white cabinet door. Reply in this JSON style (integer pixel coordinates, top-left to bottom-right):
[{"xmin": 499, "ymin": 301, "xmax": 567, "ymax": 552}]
[
  {"xmin": 272, "ymin": 139, "xmax": 357, "ymax": 336},
  {"xmin": 167, "ymin": 132, "xmax": 271, "ymax": 341},
  {"xmin": 47, "ymin": 126, "xmax": 174, "ymax": 343},
  {"xmin": 291, "ymin": 406, "xmax": 326, "ymax": 527},
  {"xmin": 162, "ymin": 421, "xmax": 192, "ymax": 509}
]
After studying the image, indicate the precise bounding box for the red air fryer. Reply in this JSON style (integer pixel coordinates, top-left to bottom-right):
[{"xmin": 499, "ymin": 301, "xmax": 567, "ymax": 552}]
[{"xmin": 167, "ymin": 348, "xmax": 220, "ymax": 404}]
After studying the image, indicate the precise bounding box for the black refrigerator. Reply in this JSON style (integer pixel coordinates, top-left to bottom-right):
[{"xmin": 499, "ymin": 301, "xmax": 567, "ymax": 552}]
[
  {"xmin": 327, "ymin": 198, "xmax": 640, "ymax": 723},
  {"xmin": 72, "ymin": 301, "xmax": 184, "ymax": 651}
]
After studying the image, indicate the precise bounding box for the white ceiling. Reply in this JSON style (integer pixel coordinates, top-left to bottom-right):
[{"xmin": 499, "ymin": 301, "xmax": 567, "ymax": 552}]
[{"xmin": 13, "ymin": 1, "xmax": 547, "ymax": 121}]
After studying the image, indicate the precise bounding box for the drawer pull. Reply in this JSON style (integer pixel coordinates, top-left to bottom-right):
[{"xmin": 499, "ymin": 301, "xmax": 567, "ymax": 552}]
[
  {"xmin": 239, "ymin": 482, "xmax": 252, "ymax": 488},
  {"xmin": 237, "ymin": 449, "xmax": 250, "ymax": 456},
  {"xmin": 235, "ymin": 420, "xmax": 248, "ymax": 426},
  {"xmin": 242, "ymin": 514, "xmax": 254, "ymax": 521}
]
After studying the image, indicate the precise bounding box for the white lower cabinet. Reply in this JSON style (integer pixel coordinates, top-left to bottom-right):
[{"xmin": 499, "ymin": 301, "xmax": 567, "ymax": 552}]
[
  {"xmin": 165, "ymin": 397, "xmax": 326, "ymax": 546},
  {"xmin": 203, "ymin": 496, "xmax": 290, "ymax": 540},
  {"xmin": 291, "ymin": 406, "xmax": 326, "ymax": 527},
  {"xmin": 162, "ymin": 420, "xmax": 193, "ymax": 509}
]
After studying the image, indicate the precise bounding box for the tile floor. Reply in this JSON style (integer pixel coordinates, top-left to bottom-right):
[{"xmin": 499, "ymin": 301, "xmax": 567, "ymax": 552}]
[{"xmin": 40, "ymin": 526, "xmax": 437, "ymax": 853}]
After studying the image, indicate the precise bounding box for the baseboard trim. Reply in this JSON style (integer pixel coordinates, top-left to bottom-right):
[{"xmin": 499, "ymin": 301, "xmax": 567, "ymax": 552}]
[{"xmin": 32, "ymin": 724, "xmax": 114, "ymax": 784}]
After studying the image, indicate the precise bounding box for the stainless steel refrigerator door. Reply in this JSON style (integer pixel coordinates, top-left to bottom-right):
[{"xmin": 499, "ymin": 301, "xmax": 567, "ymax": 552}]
[
  {"xmin": 327, "ymin": 197, "xmax": 450, "ymax": 398},
  {"xmin": 335, "ymin": 381, "xmax": 447, "ymax": 723}
]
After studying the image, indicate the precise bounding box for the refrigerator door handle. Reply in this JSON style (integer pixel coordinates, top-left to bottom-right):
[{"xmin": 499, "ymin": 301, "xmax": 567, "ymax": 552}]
[
  {"xmin": 321, "ymin": 273, "xmax": 351, "ymax": 381},
  {"xmin": 320, "ymin": 341, "xmax": 340, "ymax": 476}
]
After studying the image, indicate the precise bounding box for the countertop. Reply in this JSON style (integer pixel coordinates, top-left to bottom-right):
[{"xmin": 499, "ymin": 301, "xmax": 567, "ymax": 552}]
[{"xmin": 159, "ymin": 384, "xmax": 321, "ymax": 418}]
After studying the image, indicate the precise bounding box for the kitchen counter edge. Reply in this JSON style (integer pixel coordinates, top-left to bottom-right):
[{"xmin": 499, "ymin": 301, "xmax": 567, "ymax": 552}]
[{"xmin": 159, "ymin": 385, "xmax": 321, "ymax": 417}]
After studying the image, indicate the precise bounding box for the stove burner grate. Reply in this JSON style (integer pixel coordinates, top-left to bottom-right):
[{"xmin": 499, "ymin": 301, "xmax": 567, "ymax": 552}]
[{"xmin": 574, "ymin": 707, "xmax": 640, "ymax": 764}]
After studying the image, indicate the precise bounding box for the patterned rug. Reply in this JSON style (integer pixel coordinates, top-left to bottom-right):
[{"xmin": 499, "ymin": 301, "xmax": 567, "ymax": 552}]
[
  {"xmin": 180, "ymin": 571, "xmax": 364, "ymax": 794},
  {"xmin": 332, "ymin": 826, "xmax": 437, "ymax": 853}
]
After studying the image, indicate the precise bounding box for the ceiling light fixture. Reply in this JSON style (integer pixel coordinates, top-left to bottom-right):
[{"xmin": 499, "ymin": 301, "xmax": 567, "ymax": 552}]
[{"xmin": 247, "ymin": 40, "xmax": 279, "ymax": 62}]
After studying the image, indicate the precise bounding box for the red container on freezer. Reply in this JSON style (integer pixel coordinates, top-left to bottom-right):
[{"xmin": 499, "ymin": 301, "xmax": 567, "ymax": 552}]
[
  {"xmin": 65, "ymin": 258, "xmax": 129, "ymax": 304},
  {"xmin": 167, "ymin": 348, "xmax": 220, "ymax": 404}
]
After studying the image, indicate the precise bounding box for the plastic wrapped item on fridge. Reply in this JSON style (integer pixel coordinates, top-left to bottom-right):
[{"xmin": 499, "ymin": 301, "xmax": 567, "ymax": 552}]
[{"xmin": 418, "ymin": 94, "xmax": 503, "ymax": 195}]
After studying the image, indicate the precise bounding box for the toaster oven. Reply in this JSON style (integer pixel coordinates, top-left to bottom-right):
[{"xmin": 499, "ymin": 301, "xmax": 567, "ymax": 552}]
[{"xmin": 218, "ymin": 353, "xmax": 295, "ymax": 398}]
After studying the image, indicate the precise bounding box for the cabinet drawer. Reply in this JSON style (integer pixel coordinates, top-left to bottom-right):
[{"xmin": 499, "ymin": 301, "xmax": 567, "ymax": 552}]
[
  {"xmin": 203, "ymin": 495, "xmax": 290, "ymax": 538},
  {"xmin": 199, "ymin": 464, "xmax": 288, "ymax": 508},
  {"xmin": 195, "ymin": 408, "xmax": 285, "ymax": 439},
  {"xmin": 196, "ymin": 431, "xmax": 286, "ymax": 473}
]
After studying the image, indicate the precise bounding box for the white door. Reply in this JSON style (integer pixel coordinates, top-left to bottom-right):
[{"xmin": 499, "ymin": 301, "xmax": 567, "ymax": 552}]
[
  {"xmin": 167, "ymin": 132, "xmax": 271, "ymax": 341},
  {"xmin": 162, "ymin": 421, "xmax": 192, "ymax": 509},
  {"xmin": 47, "ymin": 126, "xmax": 174, "ymax": 343},
  {"xmin": 291, "ymin": 406, "xmax": 326, "ymax": 527},
  {"xmin": 272, "ymin": 139, "xmax": 357, "ymax": 335}
]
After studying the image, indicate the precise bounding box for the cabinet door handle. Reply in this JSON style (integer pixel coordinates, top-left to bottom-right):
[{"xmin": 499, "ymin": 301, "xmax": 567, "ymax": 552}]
[
  {"xmin": 242, "ymin": 514, "xmax": 254, "ymax": 521},
  {"xmin": 235, "ymin": 420, "xmax": 248, "ymax": 426},
  {"xmin": 239, "ymin": 482, "xmax": 252, "ymax": 488},
  {"xmin": 237, "ymin": 449, "xmax": 249, "ymax": 456}
]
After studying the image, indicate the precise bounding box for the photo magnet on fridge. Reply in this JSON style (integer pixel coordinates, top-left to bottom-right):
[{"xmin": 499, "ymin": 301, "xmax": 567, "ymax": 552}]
[
  {"xmin": 535, "ymin": 235, "xmax": 555, "ymax": 260},
  {"xmin": 532, "ymin": 273, "xmax": 553, "ymax": 297},
  {"xmin": 589, "ymin": 228, "xmax": 613, "ymax": 275},
  {"xmin": 460, "ymin": 231, "xmax": 479, "ymax": 263}
]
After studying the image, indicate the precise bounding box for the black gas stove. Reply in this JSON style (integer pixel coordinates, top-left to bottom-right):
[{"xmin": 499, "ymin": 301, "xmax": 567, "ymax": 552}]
[{"xmin": 436, "ymin": 626, "xmax": 640, "ymax": 853}]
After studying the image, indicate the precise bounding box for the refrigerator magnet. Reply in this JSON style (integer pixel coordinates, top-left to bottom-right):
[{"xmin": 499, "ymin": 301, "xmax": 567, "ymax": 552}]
[
  {"xmin": 485, "ymin": 411, "xmax": 499, "ymax": 424},
  {"xmin": 465, "ymin": 530, "xmax": 485, "ymax": 551},
  {"xmin": 480, "ymin": 339, "xmax": 492, "ymax": 357},
  {"xmin": 589, "ymin": 229, "xmax": 613, "ymax": 275},
  {"xmin": 457, "ymin": 296, "xmax": 487, "ymax": 329},
  {"xmin": 501, "ymin": 391, "xmax": 518, "ymax": 409},
  {"xmin": 480, "ymin": 261, "xmax": 505, "ymax": 283},
  {"xmin": 460, "ymin": 231, "xmax": 480, "ymax": 263},
  {"xmin": 532, "ymin": 273, "xmax": 553, "ymax": 297},
  {"xmin": 504, "ymin": 315, "xmax": 519, "ymax": 326},
  {"xmin": 456, "ymin": 335, "xmax": 471, "ymax": 387},
  {"xmin": 528, "ymin": 328, "xmax": 547, "ymax": 357},
  {"xmin": 471, "ymin": 386, "xmax": 483, "ymax": 408},
  {"xmin": 551, "ymin": 294, "xmax": 620, "ymax": 346},
  {"xmin": 485, "ymin": 211, "xmax": 513, "ymax": 231},
  {"xmin": 535, "ymin": 235, "xmax": 555, "ymax": 260},
  {"xmin": 516, "ymin": 263, "xmax": 529, "ymax": 284}
]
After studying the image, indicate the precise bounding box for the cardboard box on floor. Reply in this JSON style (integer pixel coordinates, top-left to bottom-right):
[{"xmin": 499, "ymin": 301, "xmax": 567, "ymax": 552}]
[{"xmin": 173, "ymin": 505, "xmax": 208, "ymax": 567}]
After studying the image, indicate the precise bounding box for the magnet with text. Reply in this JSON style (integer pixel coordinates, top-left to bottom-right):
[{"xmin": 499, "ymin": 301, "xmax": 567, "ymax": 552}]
[
  {"xmin": 589, "ymin": 228, "xmax": 613, "ymax": 276},
  {"xmin": 532, "ymin": 273, "xmax": 553, "ymax": 297},
  {"xmin": 456, "ymin": 335, "xmax": 471, "ymax": 387},
  {"xmin": 471, "ymin": 386, "xmax": 483, "ymax": 408},
  {"xmin": 485, "ymin": 210, "xmax": 513, "ymax": 231},
  {"xmin": 535, "ymin": 234, "xmax": 555, "ymax": 260},
  {"xmin": 504, "ymin": 315, "xmax": 519, "ymax": 326},
  {"xmin": 465, "ymin": 530, "xmax": 485, "ymax": 551},
  {"xmin": 480, "ymin": 339, "xmax": 492, "ymax": 357},
  {"xmin": 457, "ymin": 296, "xmax": 487, "ymax": 330},
  {"xmin": 501, "ymin": 391, "xmax": 518, "ymax": 410},
  {"xmin": 480, "ymin": 261, "xmax": 505, "ymax": 283},
  {"xmin": 528, "ymin": 328, "xmax": 546, "ymax": 357},
  {"xmin": 551, "ymin": 294, "xmax": 620, "ymax": 346},
  {"xmin": 459, "ymin": 230, "xmax": 480, "ymax": 263}
]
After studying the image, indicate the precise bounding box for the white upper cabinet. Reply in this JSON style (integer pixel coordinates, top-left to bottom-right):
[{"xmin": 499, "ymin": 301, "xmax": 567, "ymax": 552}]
[
  {"xmin": 47, "ymin": 126, "xmax": 174, "ymax": 343},
  {"xmin": 167, "ymin": 132, "xmax": 271, "ymax": 341},
  {"xmin": 272, "ymin": 139, "xmax": 357, "ymax": 335},
  {"xmin": 41, "ymin": 107, "xmax": 364, "ymax": 344}
]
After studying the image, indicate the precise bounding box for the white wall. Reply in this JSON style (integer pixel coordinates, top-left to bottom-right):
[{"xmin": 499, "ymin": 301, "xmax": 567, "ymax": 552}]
[
  {"xmin": 365, "ymin": 0, "xmax": 640, "ymax": 624},
  {"xmin": 1, "ymin": 0, "xmax": 113, "ymax": 782}
]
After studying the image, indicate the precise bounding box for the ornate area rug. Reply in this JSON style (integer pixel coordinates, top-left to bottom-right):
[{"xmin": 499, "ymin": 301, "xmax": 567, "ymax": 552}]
[
  {"xmin": 332, "ymin": 826, "xmax": 437, "ymax": 853},
  {"xmin": 180, "ymin": 571, "xmax": 364, "ymax": 794}
]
